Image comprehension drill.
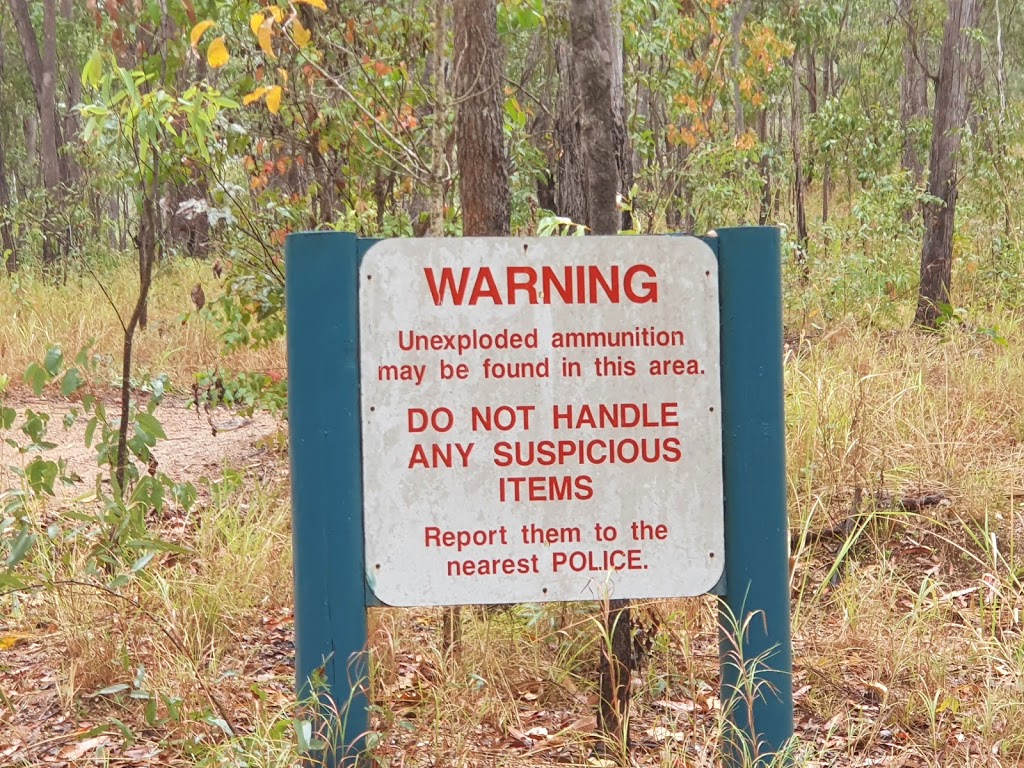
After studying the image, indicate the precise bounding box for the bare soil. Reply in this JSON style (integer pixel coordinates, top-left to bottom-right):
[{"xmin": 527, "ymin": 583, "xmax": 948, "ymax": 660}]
[{"xmin": 0, "ymin": 394, "xmax": 283, "ymax": 495}]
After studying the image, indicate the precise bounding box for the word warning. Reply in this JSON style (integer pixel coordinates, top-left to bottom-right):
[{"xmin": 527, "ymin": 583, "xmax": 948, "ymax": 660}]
[{"xmin": 359, "ymin": 237, "xmax": 724, "ymax": 606}]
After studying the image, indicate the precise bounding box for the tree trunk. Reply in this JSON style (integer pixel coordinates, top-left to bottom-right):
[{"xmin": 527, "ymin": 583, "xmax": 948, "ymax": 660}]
[
  {"xmin": 609, "ymin": 7, "xmax": 633, "ymax": 231},
  {"xmin": 757, "ymin": 108, "xmax": 771, "ymax": 225},
  {"xmin": 730, "ymin": 0, "xmax": 753, "ymax": 137},
  {"xmin": 0, "ymin": 131, "xmax": 16, "ymax": 273},
  {"xmin": 453, "ymin": 0, "xmax": 510, "ymax": 236},
  {"xmin": 570, "ymin": 0, "xmax": 631, "ymax": 753},
  {"xmin": 428, "ymin": 0, "xmax": 449, "ymax": 236},
  {"xmin": 60, "ymin": 0, "xmax": 80, "ymax": 188},
  {"xmin": 571, "ymin": 0, "xmax": 620, "ymax": 235},
  {"xmin": 8, "ymin": 0, "xmax": 65, "ymax": 265},
  {"xmin": 899, "ymin": 0, "xmax": 928, "ymax": 186},
  {"xmin": 554, "ymin": 37, "xmax": 586, "ymax": 224},
  {"xmin": 0, "ymin": 29, "xmax": 17, "ymax": 271},
  {"xmin": 914, "ymin": 0, "xmax": 978, "ymax": 327},
  {"xmin": 995, "ymin": 0, "xmax": 1006, "ymax": 122},
  {"xmin": 792, "ymin": 55, "xmax": 807, "ymax": 273}
]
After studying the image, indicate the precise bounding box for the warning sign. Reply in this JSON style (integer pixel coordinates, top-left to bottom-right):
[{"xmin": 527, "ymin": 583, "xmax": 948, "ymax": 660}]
[{"xmin": 359, "ymin": 237, "xmax": 724, "ymax": 606}]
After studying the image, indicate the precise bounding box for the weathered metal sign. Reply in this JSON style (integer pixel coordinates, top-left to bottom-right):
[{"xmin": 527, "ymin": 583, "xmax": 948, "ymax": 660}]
[{"xmin": 359, "ymin": 237, "xmax": 724, "ymax": 606}]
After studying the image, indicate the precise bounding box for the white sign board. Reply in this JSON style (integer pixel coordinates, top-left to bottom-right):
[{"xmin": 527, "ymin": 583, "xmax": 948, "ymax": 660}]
[{"xmin": 359, "ymin": 237, "xmax": 723, "ymax": 606}]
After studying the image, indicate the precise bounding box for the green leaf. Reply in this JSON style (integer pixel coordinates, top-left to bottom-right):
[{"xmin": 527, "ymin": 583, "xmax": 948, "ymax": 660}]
[
  {"xmin": 84, "ymin": 417, "xmax": 98, "ymax": 448},
  {"xmin": 134, "ymin": 412, "xmax": 166, "ymax": 440},
  {"xmin": 295, "ymin": 718, "xmax": 314, "ymax": 752},
  {"xmin": 125, "ymin": 537, "xmax": 192, "ymax": 555},
  {"xmin": 25, "ymin": 458, "xmax": 58, "ymax": 497},
  {"xmin": 5, "ymin": 527, "xmax": 35, "ymax": 568},
  {"xmin": 21, "ymin": 410, "xmax": 49, "ymax": 445},
  {"xmin": 82, "ymin": 49, "xmax": 104, "ymax": 88},
  {"xmin": 130, "ymin": 551, "xmax": 156, "ymax": 573},
  {"xmin": 43, "ymin": 346, "xmax": 64, "ymax": 376},
  {"xmin": 60, "ymin": 368, "xmax": 85, "ymax": 397},
  {"xmin": 92, "ymin": 683, "xmax": 130, "ymax": 697},
  {"xmin": 0, "ymin": 571, "xmax": 28, "ymax": 590},
  {"xmin": 0, "ymin": 407, "xmax": 15, "ymax": 430},
  {"xmin": 24, "ymin": 363, "xmax": 50, "ymax": 396}
]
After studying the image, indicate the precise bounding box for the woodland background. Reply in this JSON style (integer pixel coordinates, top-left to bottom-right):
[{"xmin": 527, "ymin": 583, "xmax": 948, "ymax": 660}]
[{"xmin": 0, "ymin": 0, "xmax": 1023, "ymax": 766}]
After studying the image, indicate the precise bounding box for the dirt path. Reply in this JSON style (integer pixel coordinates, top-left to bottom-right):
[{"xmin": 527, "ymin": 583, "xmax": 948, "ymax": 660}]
[{"xmin": 0, "ymin": 394, "xmax": 283, "ymax": 494}]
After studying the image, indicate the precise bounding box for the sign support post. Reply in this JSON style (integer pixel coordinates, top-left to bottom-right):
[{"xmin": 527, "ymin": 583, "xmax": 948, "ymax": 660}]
[
  {"xmin": 287, "ymin": 231, "xmax": 371, "ymax": 765},
  {"xmin": 715, "ymin": 227, "xmax": 794, "ymax": 765},
  {"xmin": 285, "ymin": 227, "xmax": 793, "ymax": 767}
]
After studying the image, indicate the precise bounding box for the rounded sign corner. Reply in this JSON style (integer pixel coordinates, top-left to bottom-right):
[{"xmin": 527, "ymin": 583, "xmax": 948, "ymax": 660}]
[{"xmin": 365, "ymin": 575, "xmax": 400, "ymax": 608}]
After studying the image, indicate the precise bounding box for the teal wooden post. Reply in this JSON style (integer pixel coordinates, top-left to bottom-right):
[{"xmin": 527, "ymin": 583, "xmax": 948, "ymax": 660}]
[
  {"xmin": 287, "ymin": 231, "xmax": 369, "ymax": 767},
  {"xmin": 715, "ymin": 226, "xmax": 794, "ymax": 765}
]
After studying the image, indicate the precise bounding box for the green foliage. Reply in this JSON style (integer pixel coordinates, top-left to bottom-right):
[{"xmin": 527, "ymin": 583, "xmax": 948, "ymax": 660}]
[{"xmin": 0, "ymin": 345, "xmax": 196, "ymax": 587}]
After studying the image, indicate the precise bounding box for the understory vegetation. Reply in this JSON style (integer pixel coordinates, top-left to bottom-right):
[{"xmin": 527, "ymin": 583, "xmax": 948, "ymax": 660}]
[
  {"xmin": 1, "ymin": 0, "xmax": 1023, "ymax": 765},
  {"xmin": 2, "ymin": 192, "xmax": 1023, "ymax": 766}
]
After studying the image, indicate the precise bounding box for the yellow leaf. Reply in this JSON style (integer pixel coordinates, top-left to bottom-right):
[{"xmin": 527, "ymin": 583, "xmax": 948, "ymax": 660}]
[
  {"xmin": 292, "ymin": 18, "xmax": 311, "ymax": 47},
  {"xmin": 190, "ymin": 19, "xmax": 215, "ymax": 48},
  {"xmin": 258, "ymin": 18, "xmax": 277, "ymax": 60},
  {"xmin": 207, "ymin": 36, "xmax": 229, "ymax": 68},
  {"xmin": 243, "ymin": 86, "xmax": 270, "ymax": 106},
  {"xmin": 266, "ymin": 85, "xmax": 283, "ymax": 115},
  {"xmin": 249, "ymin": 12, "xmax": 265, "ymax": 36},
  {"xmin": 268, "ymin": 5, "xmax": 284, "ymax": 23},
  {"xmin": 294, "ymin": 0, "xmax": 327, "ymax": 9},
  {"xmin": 277, "ymin": 67, "xmax": 289, "ymax": 84}
]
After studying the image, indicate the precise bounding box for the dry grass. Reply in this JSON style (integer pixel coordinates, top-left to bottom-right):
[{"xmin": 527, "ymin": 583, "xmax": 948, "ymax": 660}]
[
  {"xmin": 2, "ymin": 254, "xmax": 1024, "ymax": 766},
  {"xmin": 0, "ymin": 258, "xmax": 283, "ymax": 389}
]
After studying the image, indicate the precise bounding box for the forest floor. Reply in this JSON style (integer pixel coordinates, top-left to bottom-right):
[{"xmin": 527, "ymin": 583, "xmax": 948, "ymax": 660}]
[{"xmin": 2, "ymin": 261, "xmax": 1024, "ymax": 767}]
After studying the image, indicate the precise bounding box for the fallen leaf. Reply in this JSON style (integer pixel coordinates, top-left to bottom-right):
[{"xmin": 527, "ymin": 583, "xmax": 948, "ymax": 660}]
[
  {"xmin": 653, "ymin": 697, "xmax": 696, "ymax": 713},
  {"xmin": 58, "ymin": 735, "xmax": 108, "ymax": 760},
  {"xmin": 647, "ymin": 725, "xmax": 685, "ymax": 743}
]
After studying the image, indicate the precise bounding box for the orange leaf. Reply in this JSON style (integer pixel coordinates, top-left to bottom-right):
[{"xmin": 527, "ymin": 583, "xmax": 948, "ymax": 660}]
[
  {"xmin": 292, "ymin": 17, "xmax": 311, "ymax": 47},
  {"xmin": 266, "ymin": 85, "xmax": 283, "ymax": 115},
  {"xmin": 294, "ymin": 0, "xmax": 327, "ymax": 9},
  {"xmin": 207, "ymin": 36, "xmax": 229, "ymax": 68},
  {"xmin": 258, "ymin": 17, "xmax": 277, "ymax": 60},
  {"xmin": 190, "ymin": 19, "xmax": 215, "ymax": 48},
  {"xmin": 243, "ymin": 86, "xmax": 270, "ymax": 105}
]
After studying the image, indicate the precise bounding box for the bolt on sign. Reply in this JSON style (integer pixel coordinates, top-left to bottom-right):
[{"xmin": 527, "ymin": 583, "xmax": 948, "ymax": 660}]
[{"xmin": 360, "ymin": 237, "xmax": 724, "ymax": 606}]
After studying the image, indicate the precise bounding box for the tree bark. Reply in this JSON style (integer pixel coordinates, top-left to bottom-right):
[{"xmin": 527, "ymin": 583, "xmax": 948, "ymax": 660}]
[
  {"xmin": 8, "ymin": 0, "xmax": 65, "ymax": 264},
  {"xmin": 571, "ymin": 0, "xmax": 620, "ymax": 235},
  {"xmin": 730, "ymin": 0, "xmax": 753, "ymax": 137},
  {"xmin": 554, "ymin": 36, "xmax": 586, "ymax": 224},
  {"xmin": 0, "ymin": 28, "xmax": 17, "ymax": 271},
  {"xmin": 60, "ymin": 0, "xmax": 80, "ymax": 187},
  {"xmin": 427, "ymin": 0, "xmax": 450, "ymax": 236},
  {"xmin": 899, "ymin": 0, "xmax": 928, "ymax": 186},
  {"xmin": 915, "ymin": 0, "xmax": 978, "ymax": 327},
  {"xmin": 609, "ymin": 8, "xmax": 633, "ymax": 231},
  {"xmin": 757, "ymin": 108, "xmax": 771, "ymax": 225},
  {"xmin": 453, "ymin": 0, "xmax": 510, "ymax": 236},
  {"xmin": 792, "ymin": 55, "xmax": 807, "ymax": 273},
  {"xmin": 570, "ymin": 0, "xmax": 631, "ymax": 752}
]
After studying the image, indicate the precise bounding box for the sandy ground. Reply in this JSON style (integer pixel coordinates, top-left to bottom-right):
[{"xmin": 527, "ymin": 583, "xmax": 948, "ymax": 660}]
[{"xmin": 0, "ymin": 394, "xmax": 283, "ymax": 496}]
